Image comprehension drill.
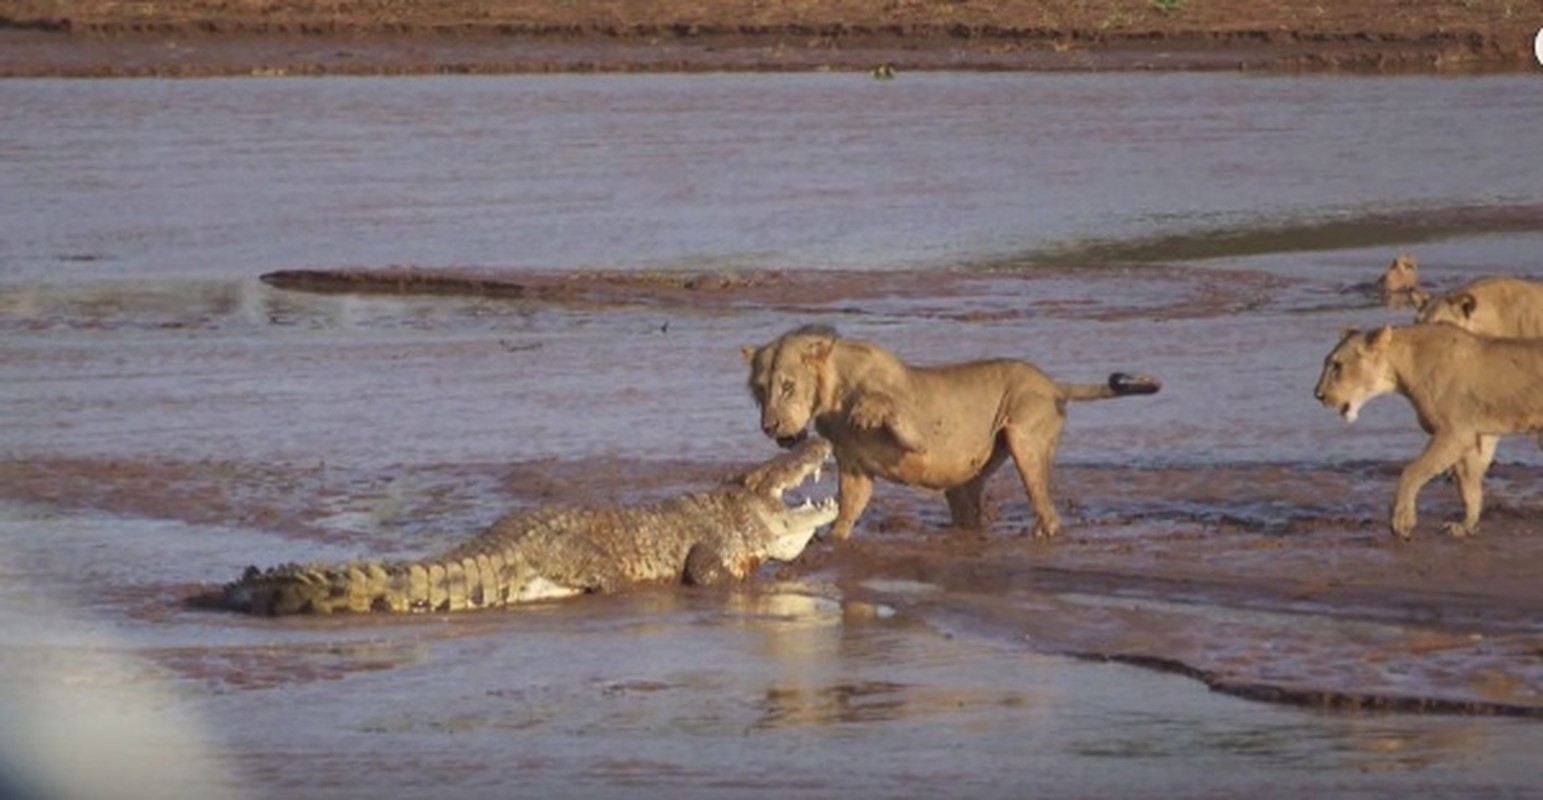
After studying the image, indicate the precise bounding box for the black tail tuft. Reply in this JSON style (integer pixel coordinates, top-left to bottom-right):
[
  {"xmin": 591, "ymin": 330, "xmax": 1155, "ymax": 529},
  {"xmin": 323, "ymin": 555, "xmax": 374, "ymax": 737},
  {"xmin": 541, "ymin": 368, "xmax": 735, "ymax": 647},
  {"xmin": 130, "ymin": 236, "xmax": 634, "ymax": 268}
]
[{"xmin": 1108, "ymin": 372, "xmax": 1162, "ymax": 395}]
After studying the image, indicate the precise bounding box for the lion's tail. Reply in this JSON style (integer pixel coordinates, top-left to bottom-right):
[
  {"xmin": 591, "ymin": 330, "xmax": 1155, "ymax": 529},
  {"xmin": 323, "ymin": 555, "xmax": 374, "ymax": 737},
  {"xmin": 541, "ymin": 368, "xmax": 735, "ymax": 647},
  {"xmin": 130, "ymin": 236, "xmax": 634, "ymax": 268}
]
[{"xmin": 1059, "ymin": 372, "xmax": 1162, "ymax": 402}]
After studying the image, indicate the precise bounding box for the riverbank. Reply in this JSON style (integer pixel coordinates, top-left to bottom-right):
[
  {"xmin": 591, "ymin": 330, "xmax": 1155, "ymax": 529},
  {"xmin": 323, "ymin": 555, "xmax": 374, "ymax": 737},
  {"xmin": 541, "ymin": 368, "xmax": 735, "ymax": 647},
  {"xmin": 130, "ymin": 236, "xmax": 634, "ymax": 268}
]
[{"xmin": 2, "ymin": 0, "xmax": 1537, "ymax": 77}]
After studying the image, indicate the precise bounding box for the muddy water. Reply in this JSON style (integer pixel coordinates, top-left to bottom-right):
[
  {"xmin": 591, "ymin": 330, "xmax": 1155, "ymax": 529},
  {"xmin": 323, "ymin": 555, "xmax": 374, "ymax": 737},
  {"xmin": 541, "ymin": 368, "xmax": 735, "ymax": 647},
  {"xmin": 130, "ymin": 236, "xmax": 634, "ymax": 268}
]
[{"xmin": 3, "ymin": 73, "xmax": 1543, "ymax": 798}]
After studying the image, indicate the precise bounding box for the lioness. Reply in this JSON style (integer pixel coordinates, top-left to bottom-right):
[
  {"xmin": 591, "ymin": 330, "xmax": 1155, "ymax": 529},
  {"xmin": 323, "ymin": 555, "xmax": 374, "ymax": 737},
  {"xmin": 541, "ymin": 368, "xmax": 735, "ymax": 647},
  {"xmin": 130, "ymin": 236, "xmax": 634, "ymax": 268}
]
[
  {"xmin": 1313, "ymin": 324, "xmax": 1543, "ymax": 539},
  {"xmin": 743, "ymin": 325, "xmax": 1161, "ymax": 540},
  {"xmin": 1415, "ymin": 276, "xmax": 1543, "ymax": 337},
  {"xmin": 1377, "ymin": 253, "xmax": 1430, "ymax": 310}
]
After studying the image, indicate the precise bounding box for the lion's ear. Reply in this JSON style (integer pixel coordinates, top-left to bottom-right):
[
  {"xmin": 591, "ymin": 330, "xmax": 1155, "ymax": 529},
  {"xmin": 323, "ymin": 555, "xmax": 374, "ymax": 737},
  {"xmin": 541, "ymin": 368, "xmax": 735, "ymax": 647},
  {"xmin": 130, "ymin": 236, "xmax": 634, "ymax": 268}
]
[
  {"xmin": 804, "ymin": 338, "xmax": 834, "ymax": 364},
  {"xmin": 741, "ymin": 345, "xmax": 758, "ymax": 363},
  {"xmin": 1369, "ymin": 325, "xmax": 1394, "ymax": 352},
  {"xmin": 1454, "ymin": 292, "xmax": 1478, "ymax": 318}
]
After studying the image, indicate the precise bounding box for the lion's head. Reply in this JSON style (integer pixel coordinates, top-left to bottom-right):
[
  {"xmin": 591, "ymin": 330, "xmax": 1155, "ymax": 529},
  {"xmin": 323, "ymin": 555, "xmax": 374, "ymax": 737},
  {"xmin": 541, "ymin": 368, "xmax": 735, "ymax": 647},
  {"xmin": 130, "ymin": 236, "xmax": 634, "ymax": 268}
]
[
  {"xmin": 1377, "ymin": 253, "xmax": 1420, "ymax": 302},
  {"xmin": 1414, "ymin": 290, "xmax": 1479, "ymax": 330},
  {"xmin": 1314, "ymin": 326, "xmax": 1397, "ymax": 424},
  {"xmin": 742, "ymin": 325, "xmax": 838, "ymax": 448}
]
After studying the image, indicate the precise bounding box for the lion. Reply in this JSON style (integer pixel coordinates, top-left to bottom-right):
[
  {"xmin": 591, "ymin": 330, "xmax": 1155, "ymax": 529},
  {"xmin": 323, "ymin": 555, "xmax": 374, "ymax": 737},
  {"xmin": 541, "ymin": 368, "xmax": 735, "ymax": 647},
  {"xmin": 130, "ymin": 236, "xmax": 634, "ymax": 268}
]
[
  {"xmin": 742, "ymin": 325, "xmax": 1161, "ymax": 540},
  {"xmin": 1313, "ymin": 323, "xmax": 1543, "ymax": 539},
  {"xmin": 1377, "ymin": 253, "xmax": 1430, "ymax": 311},
  {"xmin": 1414, "ymin": 276, "xmax": 1543, "ymax": 337}
]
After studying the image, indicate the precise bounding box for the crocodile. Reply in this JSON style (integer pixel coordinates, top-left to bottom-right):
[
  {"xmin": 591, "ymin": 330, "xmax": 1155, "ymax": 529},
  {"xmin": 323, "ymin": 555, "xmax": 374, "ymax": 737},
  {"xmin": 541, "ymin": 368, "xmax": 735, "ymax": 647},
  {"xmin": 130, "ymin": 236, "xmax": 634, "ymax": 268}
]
[{"xmin": 218, "ymin": 439, "xmax": 836, "ymax": 615}]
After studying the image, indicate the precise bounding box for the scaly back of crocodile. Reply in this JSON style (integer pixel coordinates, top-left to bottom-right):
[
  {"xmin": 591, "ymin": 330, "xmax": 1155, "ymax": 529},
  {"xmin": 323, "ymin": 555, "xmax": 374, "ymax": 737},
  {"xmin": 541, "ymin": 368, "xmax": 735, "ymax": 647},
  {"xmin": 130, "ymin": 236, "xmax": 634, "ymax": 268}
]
[
  {"xmin": 217, "ymin": 440, "xmax": 834, "ymax": 615},
  {"xmin": 221, "ymin": 505, "xmax": 668, "ymax": 615}
]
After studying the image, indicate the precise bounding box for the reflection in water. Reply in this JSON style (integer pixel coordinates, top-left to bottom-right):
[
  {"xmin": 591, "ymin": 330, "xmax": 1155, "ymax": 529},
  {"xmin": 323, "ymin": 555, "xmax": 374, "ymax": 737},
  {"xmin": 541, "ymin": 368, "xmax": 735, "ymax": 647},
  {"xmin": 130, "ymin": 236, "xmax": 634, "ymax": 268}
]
[
  {"xmin": 759, "ymin": 680, "xmax": 910, "ymax": 728},
  {"xmin": 731, "ymin": 589, "xmax": 893, "ymax": 728},
  {"xmin": 0, "ymin": 279, "xmax": 269, "ymax": 330},
  {"xmin": 1341, "ymin": 724, "xmax": 1489, "ymax": 773},
  {"xmin": 756, "ymin": 678, "xmax": 1038, "ymax": 731},
  {"xmin": 0, "ymin": 278, "xmax": 543, "ymax": 334},
  {"xmin": 722, "ymin": 588, "xmax": 1037, "ymax": 731}
]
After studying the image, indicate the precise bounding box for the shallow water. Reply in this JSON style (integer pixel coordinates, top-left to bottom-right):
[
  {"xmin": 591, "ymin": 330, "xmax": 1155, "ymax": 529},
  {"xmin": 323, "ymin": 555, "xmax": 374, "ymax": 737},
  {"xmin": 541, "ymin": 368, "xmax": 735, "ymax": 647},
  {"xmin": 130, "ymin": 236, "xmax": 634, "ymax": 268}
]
[
  {"xmin": 3, "ymin": 73, "xmax": 1541, "ymax": 281},
  {"xmin": 2, "ymin": 73, "xmax": 1542, "ymax": 798},
  {"xmin": 3, "ymin": 508, "xmax": 1541, "ymax": 799}
]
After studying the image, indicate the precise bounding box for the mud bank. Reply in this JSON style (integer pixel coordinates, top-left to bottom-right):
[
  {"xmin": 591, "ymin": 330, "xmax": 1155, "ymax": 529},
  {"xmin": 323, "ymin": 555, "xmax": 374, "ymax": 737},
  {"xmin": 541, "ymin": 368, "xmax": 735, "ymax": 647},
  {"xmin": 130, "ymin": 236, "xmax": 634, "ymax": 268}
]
[
  {"xmin": 2, "ymin": 0, "xmax": 1538, "ymax": 77},
  {"xmin": 255, "ymin": 262, "xmax": 1285, "ymax": 323}
]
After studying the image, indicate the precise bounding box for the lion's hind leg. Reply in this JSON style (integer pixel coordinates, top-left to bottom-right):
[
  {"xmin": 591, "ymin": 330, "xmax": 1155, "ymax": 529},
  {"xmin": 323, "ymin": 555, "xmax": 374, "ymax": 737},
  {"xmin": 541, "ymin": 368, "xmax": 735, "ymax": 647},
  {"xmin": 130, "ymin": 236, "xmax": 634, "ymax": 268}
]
[
  {"xmin": 1001, "ymin": 418, "xmax": 1065, "ymax": 538},
  {"xmin": 1446, "ymin": 434, "xmax": 1498, "ymax": 538},
  {"xmin": 944, "ymin": 448, "xmax": 1009, "ymax": 530}
]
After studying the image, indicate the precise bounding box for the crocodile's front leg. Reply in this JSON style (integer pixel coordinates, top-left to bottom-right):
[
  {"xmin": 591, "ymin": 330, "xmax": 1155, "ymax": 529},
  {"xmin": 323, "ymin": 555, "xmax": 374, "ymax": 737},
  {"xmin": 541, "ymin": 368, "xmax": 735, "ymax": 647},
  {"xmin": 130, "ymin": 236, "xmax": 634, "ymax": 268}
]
[{"xmin": 684, "ymin": 543, "xmax": 742, "ymax": 586}]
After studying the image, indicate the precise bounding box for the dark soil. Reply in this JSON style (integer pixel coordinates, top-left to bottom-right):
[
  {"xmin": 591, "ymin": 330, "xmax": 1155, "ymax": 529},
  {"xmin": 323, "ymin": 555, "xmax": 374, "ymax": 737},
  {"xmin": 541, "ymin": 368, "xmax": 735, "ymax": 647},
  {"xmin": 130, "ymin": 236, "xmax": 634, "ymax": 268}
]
[{"xmin": 2, "ymin": 0, "xmax": 1537, "ymax": 76}]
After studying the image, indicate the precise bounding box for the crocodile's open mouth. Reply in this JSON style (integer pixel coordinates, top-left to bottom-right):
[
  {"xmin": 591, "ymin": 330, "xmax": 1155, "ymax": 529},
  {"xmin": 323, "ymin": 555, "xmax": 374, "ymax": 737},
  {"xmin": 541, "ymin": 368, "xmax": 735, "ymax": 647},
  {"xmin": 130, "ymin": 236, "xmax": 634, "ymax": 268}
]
[
  {"xmin": 759, "ymin": 443, "xmax": 839, "ymax": 560},
  {"xmin": 777, "ymin": 458, "xmax": 837, "ymax": 519},
  {"xmin": 748, "ymin": 437, "xmax": 838, "ymax": 535}
]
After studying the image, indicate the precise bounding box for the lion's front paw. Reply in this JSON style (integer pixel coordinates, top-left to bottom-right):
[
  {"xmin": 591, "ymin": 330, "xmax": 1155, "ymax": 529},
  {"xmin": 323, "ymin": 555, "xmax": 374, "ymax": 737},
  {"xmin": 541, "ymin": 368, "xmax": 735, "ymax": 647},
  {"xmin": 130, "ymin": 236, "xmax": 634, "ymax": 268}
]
[
  {"xmin": 847, "ymin": 397, "xmax": 892, "ymax": 431},
  {"xmin": 1389, "ymin": 506, "xmax": 1416, "ymax": 540},
  {"xmin": 1441, "ymin": 520, "xmax": 1478, "ymax": 539},
  {"xmin": 1030, "ymin": 518, "xmax": 1061, "ymax": 539},
  {"xmin": 824, "ymin": 520, "xmax": 855, "ymax": 542}
]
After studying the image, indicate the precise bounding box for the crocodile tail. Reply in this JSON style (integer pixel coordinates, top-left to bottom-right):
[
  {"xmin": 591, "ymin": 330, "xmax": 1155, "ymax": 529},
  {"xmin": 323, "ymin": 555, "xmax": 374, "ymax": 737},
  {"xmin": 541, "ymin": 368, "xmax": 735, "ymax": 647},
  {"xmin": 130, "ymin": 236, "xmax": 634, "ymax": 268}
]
[
  {"xmin": 1059, "ymin": 372, "xmax": 1162, "ymax": 402},
  {"xmin": 220, "ymin": 551, "xmax": 528, "ymax": 615}
]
